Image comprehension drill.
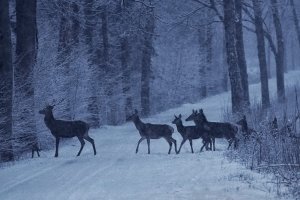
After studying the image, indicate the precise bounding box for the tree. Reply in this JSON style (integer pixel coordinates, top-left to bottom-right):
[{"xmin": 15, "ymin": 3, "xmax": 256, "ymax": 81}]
[
  {"xmin": 84, "ymin": 0, "xmax": 100, "ymax": 127},
  {"xmin": 252, "ymin": 0, "xmax": 270, "ymax": 109},
  {"xmin": 15, "ymin": 0, "xmax": 38, "ymax": 154},
  {"xmin": 141, "ymin": 5, "xmax": 155, "ymax": 117},
  {"xmin": 0, "ymin": 0, "xmax": 14, "ymax": 162},
  {"xmin": 235, "ymin": 0, "xmax": 250, "ymax": 107},
  {"xmin": 223, "ymin": 0, "xmax": 245, "ymax": 113},
  {"xmin": 270, "ymin": 0, "xmax": 285, "ymax": 102},
  {"xmin": 290, "ymin": 0, "xmax": 300, "ymax": 50}
]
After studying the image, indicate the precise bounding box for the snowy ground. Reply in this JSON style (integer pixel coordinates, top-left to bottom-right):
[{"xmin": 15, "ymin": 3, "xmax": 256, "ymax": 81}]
[{"xmin": 1, "ymin": 71, "xmax": 300, "ymax": 200}]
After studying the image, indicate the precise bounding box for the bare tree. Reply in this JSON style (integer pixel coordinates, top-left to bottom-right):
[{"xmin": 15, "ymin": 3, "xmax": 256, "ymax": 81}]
[
  {"xmin": 0, "ymin": 0, "xmax": 14, "ymax": 162},
  {"xmin": 252, "ymin": 0, "xmax": 270, "ymax": 108},
  {"xmin": 271, "ymin": 0, "xmax": 285, "ymax": 102},
  {"xmin": 290, "ymin": 0, "xmax": 300, "ymax": 50},
  {"xmin": 15, "ymin": 0, "xmax": 38, "ymax": 155},
  {"xmin": 223, "ymin": 0, "xmax": 246, "ymax": 113}
]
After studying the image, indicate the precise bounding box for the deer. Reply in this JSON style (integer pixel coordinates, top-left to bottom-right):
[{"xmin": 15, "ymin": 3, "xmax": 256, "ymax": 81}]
[
  {"xmin": 126, "ymin": 109, "xmax": 177, "ymax": 154},
  {"xmin": 186, "ymin": 109, "xmax": 238, "ymax": 151},
  {"xmin": 39, "ymin": 101, "xmax": 96, "ymax": 157},
  {"xmin": 172, "ymin": 114, "xmax": 211, "ymax": 153}
]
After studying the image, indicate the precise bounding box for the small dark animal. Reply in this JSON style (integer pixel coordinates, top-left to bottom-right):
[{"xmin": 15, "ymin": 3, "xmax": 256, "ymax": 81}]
[
  {"xmin": 126, "ymin": 109, "xmax": 177, "ymax": 154},
  {"xmin": 31, "ymin": 143, "xmax": 40, "ymax": 158},
  {"xmin": 186, "ymin": 109, "xmax": 238, "ymax": 150},
  {"xmin": 172, "ymin": 114, "xmax": 211, "ymax": 153},
  {"xmin": 236, "ymin": 115, "xmax": 256, "ymax": 139},
  {"xmin": 39, "ymin": 103, "xmax": 96, "ymax": 157}
]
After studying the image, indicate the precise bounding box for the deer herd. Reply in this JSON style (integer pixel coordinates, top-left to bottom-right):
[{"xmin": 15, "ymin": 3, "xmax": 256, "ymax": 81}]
[{"xmin": 38, "ymin": 101, "xmax": 252, "ymax": 157}]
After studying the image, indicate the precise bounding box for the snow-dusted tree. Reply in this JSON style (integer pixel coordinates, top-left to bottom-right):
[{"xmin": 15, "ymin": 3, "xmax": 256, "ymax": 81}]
[
  {"xmin": 252, "ymin": 0, "xmax": 270, "ymax": 109},
  {"xmin": 0, "ymin": 0, "xmax": 14, "ymax": 162},
  {"xmin": 141, "ymin": 3, "xmax": 155, "ymax": 117},
  {"xmin": 235, "ymin": 0, "xmax": 250, "ymax": 108},
  {"xmin": 84, "ymin": 0, "xmax": 101, "ymax": 128},
  {"xmin": 223, "ymin": 0, "xmax": 246, "ymax": 113},
  {"xmin": 14, "ymin": 0, "xmax": 38, "ymax": 155},
  {"xmin": 270, "ymin": 0, "xmax": 285, "ymax": 102},
  {"xmin": 290, "ymin": 0, "xmax": 300, "ymax": 52}
]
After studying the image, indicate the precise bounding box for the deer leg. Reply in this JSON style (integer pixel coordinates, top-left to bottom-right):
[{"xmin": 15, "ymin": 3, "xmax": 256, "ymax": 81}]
[
  {"xmin": 37, "ymin": 149, "xmax": 40, "ymax": 157},
  {"xmin": 213, "ymin": 138, "xmax": 216, "ymax": 151},
  {"xmin": 32, "ymin": 149, "xmax": 34, "ymax": 158},
  {"xmin": 77, "ymin": 137, "xmax": 85, "ymax": 156},
  {"xmin": 170, "ymin": 137, "xmax": 178, "ymax": 154},
  {"xmin": 189, "ymin": 139, "xmax": 194, "ymax": 153},
  {"xmin": 136, "ymin": 137, "xmax": 145, "ymax": 154},
  {"xmin": 55, "ymin": 137, "xmax": 60, "ymax": 157},
  {"xmin": 200, "ymin": 139, "xmax": 207, "ymax": 152},
  {"xmin": 165, "ymin": 138, "xmax": 172, "ymax": 154},
  {"xmin": 146, "ymin": 138, "xmax": 150, "ymax": 154},
  {"xmin": 84, "ymin": 135, "xmax": 97, "ymax": 155},
  {"xmin": 227, "ymin": 139, "xmax": 233, "ymax": 150},
  {"xmin": 178, "ymin": 138, "xmax": 187, "ymax": 154}
]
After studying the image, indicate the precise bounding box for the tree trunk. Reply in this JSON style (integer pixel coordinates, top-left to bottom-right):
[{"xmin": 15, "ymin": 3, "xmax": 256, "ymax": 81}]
[
  {"xmin": 0, "ymin": 0, "xmax": 14, "ymax": 162},
  {"xmin": 121, "ymin": 36, "xmax": 133, "ymax": 117},
  {"xmin": 84, "ymin": 0, "xmax": 100, "ymax": 127},
  {"xmin": 290, "ymin": 0, "xmax": 300, "ymax": 50},
  {"xmin": 141, "ymin": 9, "xmax": 155, "ymax": 117},
  {"xmin": 56, "ymin": 2, "xmax": 73, "ymax": 119},
  {"xmin": 271, "ymin": 0, "xmax": 285, "ymax": 102},
  {"xmin": 15, "ymin": 0, "xmax": 38, "ymax": 155},
  {"xmin": 252, "ymin": 0, "xmax": 270, "ymax": 109},
  {"xmin": 223, "ymin": 0, "xmax": 245, "ymax": 114},
  {"xmin": 222, "ymin": 36, "xmax": 229, "ymax": 92},
  {"xmin": 198, "ymin": 28, "xmax": 207, "ymax": 98},
  {"xmin": 235, "ymin": 0, "xmax": 250, "ymax": 108}
]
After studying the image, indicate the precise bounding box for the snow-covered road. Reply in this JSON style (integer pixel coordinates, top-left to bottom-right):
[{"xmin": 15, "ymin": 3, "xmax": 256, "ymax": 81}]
[{"xmin": 1, "ymin": 71, "xmax": 299, "ymax": 200}]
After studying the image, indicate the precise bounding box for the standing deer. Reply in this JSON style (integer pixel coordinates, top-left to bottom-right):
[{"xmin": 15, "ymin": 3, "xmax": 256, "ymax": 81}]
[
  {"xmin": 172, "ymin": 114, "xmax": 211, "ymax": 153},
  {"xmin": 39, "ymin": 103, "xmax": 96, "ymax": 157},
  {"xmin": 186, "ymin": 109, "xmax": 238, "ymax": 150},
  {"xmin": 126, "ymin": 109, "xmax": 177, "ymax": 154}
]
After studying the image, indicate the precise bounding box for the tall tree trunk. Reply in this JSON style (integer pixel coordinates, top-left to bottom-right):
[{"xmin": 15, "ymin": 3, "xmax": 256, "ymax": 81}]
[
  {"xmin": 15, "ymin": 0, "xmax": 38, "ymax": 155},
  {"xmin": 205, "ymin": 11, "xmax": 213, "ymax": 94},
  {"xmin": 121, "ymin": 36, "xmax": 133, "ymax": 117},
  {"xmin": 56, "ymin": 2, "xmax": 73, "ymax": 119},
  {"xmin": 222, "ymin": 36, "xmax": 229, "ymax": 92},
  {"xmin": 235, "ymin": 0, "xmax": 250, "ymax": 108},
  {"xmin": 141, "ymin": 9, "xmax": 155, "ymax": 117},
  {"xmin": 223, "ymin": 0, "xmax": 245, "ymax": 114},
  {"xmin": 271, "ymin": 0, "xmax": 286, "ymax": 102},
  {"xmin": 290, "ymin": 0, "xmax": 300, "ymax": 50},
  {"xmin": 84, "ymin": 0, "xmax": 100, "ymax": 127},
  {"xmin": 252, "ymin": 0, "xmax": 270, "ymax": 109},
  {"xmin": 0, "ymin": 0, "xmax": 14, "ymax": 162},
  {"xmin": 198, "ymin": 28, "xmax": 207, "ymax": 98}
]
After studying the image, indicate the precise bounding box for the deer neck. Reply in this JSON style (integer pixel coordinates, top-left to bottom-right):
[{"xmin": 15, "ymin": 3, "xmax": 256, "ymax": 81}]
[
  {"xmin": 133, "ymin": 116, "xmax": 145, "ymax": 131},
  {"xmin": 175, "ymin": 121, "xmax": 185, "ymax": 135},
  {"xmin": 44, "ymin": 112, "xmax": 55, "ymax": 129}
]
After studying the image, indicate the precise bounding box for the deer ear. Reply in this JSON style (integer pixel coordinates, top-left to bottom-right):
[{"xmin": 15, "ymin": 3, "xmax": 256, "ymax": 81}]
[
  {"xmin": 179, "ymin": 114, "xmax": 182, "ymax": 118},
  {"xmin": 134, "ymin": 109, "xmax": 138, "ymax": 114},
  {"xmin": 199, "ymin": 109, "xmax": 203, "ymax": 113},
  {"xmin": 174, "ymin": 114, "xmax": 177, "ymax": 119}
]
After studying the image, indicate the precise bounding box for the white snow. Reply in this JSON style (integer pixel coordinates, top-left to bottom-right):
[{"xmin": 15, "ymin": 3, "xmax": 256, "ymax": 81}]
[{"xmin": 1, "ymin": 71, "xmax": 300, "ymax": 200}]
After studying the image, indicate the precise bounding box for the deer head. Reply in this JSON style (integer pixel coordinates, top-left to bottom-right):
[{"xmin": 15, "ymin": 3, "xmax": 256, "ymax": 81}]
[
  {"xmin": 126, "ymin": 109, "xmax": 139, "ymax": 122},
  {"xmin": 172, "ymin": 114, "xmax": 182, "ymax": 125}
]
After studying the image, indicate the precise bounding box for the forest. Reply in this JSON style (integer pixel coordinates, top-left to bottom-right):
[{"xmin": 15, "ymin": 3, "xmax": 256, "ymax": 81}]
[{"xmin": 1, "ymin": 0, "xmax": 300, "ymax": 199}]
